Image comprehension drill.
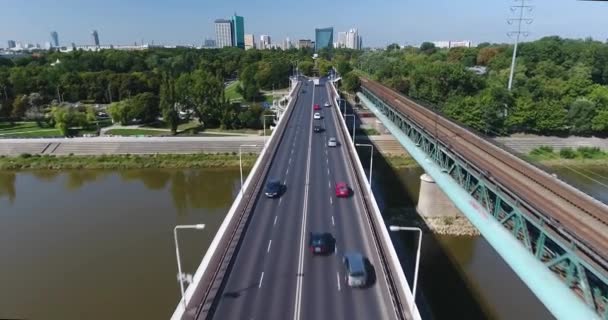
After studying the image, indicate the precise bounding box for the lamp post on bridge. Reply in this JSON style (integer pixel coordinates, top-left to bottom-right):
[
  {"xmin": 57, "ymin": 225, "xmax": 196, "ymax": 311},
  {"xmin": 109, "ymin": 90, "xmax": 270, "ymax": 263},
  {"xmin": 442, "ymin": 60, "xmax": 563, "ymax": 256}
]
[
  {"xmin": 355, "ymin": 143, "xmax": 374, "ymax": 186},
  {"xmin": 262, "ymin": 114, "xmax": 275, "ymax": 145},
  {"xmin": 239, "ymin": 144, "xmax": 258, "ymax": 196},
  {"xmin": 389, "ymin": 225, "xmax": 423, "ymax": 312},
  {"xmin": 173, "ymin": 224, "xmax": 206, "ymax": 311}
]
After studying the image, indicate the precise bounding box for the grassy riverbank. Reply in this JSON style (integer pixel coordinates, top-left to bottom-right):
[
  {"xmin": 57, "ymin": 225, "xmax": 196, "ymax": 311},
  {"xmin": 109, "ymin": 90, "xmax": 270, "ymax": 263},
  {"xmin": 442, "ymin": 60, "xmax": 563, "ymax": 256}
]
[
  {"xmin": 528, "ymin": 146, "xmax": 608, "ymax": 166},
  {"xmin": 0, "ymin": 153, "xmax": 258, "ymax": 170},
  {"xmin": 384, "ymin": 154, "xmax": 420, "ymax": 169}
]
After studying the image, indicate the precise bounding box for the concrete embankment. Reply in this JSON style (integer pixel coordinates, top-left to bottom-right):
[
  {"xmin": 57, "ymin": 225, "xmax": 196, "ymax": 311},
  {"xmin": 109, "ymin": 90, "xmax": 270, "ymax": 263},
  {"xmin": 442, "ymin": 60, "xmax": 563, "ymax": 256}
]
[{"xmin": 0, "ymin": 136, "xmax": 265, "ymax": 156}]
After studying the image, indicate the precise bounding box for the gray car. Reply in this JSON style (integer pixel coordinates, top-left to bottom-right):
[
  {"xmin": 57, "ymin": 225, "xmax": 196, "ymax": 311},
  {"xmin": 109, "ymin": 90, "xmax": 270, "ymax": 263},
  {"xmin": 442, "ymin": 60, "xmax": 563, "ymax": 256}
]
[
  {"xmin": 327, "ymin": 137, "xmax": 337, "ymax": 147},
  {"xmin": 343, "ymin": 252, "xmax": 368, "ymax": 287}
]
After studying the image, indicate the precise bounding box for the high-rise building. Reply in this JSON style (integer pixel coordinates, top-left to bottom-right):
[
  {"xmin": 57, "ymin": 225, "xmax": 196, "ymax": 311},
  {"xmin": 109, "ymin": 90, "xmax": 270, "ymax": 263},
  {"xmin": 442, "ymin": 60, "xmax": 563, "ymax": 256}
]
[
  {"xmin": 244, "ymin": 34, "xmax": 255, "ymax": 50},
  {"xmin": 91, "ymin": 30, "xmax": 100, "ymax": 46},
  {"xmin": 298, "ymin": 39, "xmax": 313, "ymax": 49},
  {"xmin": 260, "ymin": 35, "xmax": 271, "ymax": 50},
  {"xmin": 204, "ymin": 38, "xmax": 216, "ymax": 48},
  {"xmin": 50, "ymin": 31, "xmax": 59, "ymax": 47},
  {"xmin": 315, "ymin": 27, "xmax": 333, "ymax": 51},
  {"xmin": 215, "ymin": 19, "xmax": 233, "ymax": 48},
  {"xmin": 283, "ymin": 37, "xmax": 292, "ymax": 50},
  {"xmin": 346, "ymin": 29, "xmax": 359, "ymax": 49},
  {"xmin": 7, "ymin": 40, "xmax": 16, "ymax": 49},
  {"xmin": 232, "ymin": 14, "xmax": 245, "ymax": 49},
  {"xmin": 337, "ymin": 32, "xmax": 347, "ymax": 48}
]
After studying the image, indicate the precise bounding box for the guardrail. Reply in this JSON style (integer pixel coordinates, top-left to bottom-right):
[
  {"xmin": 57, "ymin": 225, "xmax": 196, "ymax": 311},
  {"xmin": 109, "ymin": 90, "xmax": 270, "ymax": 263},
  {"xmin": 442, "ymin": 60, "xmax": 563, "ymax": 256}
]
[
  {"xmin": 326, "ymin": 82, "xmax": 421, "ymax": 320},
  {"xmin": 171, "ymin": 81, "xmax": 302, "ymax": 320}
]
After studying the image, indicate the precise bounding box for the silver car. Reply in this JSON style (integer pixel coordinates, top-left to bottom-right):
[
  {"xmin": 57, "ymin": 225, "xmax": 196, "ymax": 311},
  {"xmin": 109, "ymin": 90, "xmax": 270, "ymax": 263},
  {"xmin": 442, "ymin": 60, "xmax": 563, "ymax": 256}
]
[
  {"xmin": 327, "ymin": 137, "xmax": 337, "ymax": 147},
  {"xmin": 343, "ymin": 252, "xmax": 368, "ymax": 287}
]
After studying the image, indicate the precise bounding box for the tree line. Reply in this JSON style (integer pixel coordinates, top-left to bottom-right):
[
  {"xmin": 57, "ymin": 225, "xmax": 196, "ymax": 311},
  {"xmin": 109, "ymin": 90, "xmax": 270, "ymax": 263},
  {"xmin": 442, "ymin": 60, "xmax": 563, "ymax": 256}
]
[
  {"xmin": 351, "ymin": 37, "xmax": 608, "ymax": 136},
  {"xmin": 0, "ymin": 47, "xmax": 316, "ymax": 135}
]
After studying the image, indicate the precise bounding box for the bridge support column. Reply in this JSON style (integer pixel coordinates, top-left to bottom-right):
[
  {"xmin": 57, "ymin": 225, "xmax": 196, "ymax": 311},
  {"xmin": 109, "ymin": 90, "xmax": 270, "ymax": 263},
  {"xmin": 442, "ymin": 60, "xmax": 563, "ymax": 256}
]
[{"xmin": 416, "ymin": 173, "xmax": 462, "ymax": 217}]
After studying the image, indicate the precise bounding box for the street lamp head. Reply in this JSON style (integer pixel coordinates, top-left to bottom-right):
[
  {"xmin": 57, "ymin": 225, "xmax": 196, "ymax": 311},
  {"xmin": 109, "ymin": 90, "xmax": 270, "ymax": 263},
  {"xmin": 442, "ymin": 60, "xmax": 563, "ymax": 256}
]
[
  {"xmin": 389, "ymin": 225, "xmax": 400, "ymax": 231},
  {"xmin": 194, "ymin": 224, "xmax": 206, "ymax": 230}
]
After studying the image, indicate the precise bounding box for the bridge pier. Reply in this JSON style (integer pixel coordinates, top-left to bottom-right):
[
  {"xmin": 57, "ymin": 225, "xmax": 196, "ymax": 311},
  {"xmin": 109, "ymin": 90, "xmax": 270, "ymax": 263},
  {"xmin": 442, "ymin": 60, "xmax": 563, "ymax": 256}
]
[{"xmin": 416, "ymin": 173, "xmax": 462, "ymax": 218}]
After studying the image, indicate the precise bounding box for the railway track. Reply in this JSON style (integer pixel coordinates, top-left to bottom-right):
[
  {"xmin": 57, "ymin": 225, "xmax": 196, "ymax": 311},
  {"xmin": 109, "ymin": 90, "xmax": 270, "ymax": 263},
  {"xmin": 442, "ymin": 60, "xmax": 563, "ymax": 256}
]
[{"xmin": 361, "ymin": 78, "xmax": 608, "ymax": 266}]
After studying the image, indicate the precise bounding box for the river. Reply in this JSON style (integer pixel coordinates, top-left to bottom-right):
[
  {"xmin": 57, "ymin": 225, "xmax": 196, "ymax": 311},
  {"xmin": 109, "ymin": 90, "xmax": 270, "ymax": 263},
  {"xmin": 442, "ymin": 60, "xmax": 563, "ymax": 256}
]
[{"xmin": 3, "ymin": 162, "xmax": 601, "ymax": 319}]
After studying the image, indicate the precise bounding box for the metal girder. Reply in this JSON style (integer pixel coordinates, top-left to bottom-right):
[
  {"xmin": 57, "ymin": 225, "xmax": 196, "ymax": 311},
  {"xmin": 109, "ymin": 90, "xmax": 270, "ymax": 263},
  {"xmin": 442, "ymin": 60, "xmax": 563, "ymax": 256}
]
[{"xmin": 361, "ymin": 88, "xmax": 608, "ymax": 319}]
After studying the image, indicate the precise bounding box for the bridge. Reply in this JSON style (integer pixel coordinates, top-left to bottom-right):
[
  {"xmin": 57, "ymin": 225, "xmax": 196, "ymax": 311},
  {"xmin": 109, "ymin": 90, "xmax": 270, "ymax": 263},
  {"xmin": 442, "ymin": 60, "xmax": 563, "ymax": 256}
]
[
  {"xmin": 170, "ymin": 77, "xmax": 421, "ymax": 320},
  {"xmin": 358, "ymin": 78, "xmax": 608, "ymax": 320}
]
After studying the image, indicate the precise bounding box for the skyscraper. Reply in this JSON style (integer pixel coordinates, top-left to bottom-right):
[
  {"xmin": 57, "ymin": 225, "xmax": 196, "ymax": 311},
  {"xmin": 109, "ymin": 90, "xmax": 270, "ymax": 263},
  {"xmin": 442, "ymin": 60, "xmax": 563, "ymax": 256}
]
[
  {"xmin": 260, "ymin": 35, "xmax": 271, "ymax": 50},
  {"xmin": 232, "ymin": 14, "xmax": 245, "ymax": 49},
  {"xmin": 346, "ymin": 29, "xmax": 359, "ymax": 49},
  {"xmin": 91, "ymin": 30, "xmax": 100, "ymax": 46},
  {"xmin": 314, "ymin": 27, "xmax": 333, "ymax": 51},
  {"xmin": 7, "ymin": 40, "xmax": 16, "ymax": 49},
  {"xmin": 337, "ymin": 32, "xmax": 347, "ymax": 48},
  {"xmin": 298, "ymin": 39, "xmax": 313, "ymax": 49},
  {"xmin": 50, "ymin": 31, "xmax": 59, "ymax": 47},
  {"xmin": 244, "ymin": 34, "xmax": 255, "ymax": 50},
  {"xmin": 215, "ymin": 19, "xmax": 233, "ymax": 48}
]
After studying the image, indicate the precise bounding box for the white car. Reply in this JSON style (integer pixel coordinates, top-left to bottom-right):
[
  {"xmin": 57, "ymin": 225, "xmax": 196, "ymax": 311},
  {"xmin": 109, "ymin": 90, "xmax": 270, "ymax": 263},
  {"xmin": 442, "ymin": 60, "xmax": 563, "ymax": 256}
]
[
  {"xmin": 324, "ymin": 101, "xmax": 331, "ymax": 108},
  {"xmin": 327, "ymin": 137, "xmax": 338, "ymax": 147},
  {"xmin": 313, "ymin": 112, "xmax": 321, "ymax": 120}
]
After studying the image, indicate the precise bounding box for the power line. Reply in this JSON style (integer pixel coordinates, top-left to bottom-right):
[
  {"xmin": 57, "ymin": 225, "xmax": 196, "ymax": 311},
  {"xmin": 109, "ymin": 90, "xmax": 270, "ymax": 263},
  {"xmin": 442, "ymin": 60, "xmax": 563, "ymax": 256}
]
[{"xmin": 507, "ymin": 0, "xmax": 533, "ymax": 91}]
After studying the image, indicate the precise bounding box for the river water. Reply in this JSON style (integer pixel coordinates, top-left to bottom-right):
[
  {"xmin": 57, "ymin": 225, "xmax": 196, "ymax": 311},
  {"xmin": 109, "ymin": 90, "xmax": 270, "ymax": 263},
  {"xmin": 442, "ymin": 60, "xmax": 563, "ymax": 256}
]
[{"xmin": 2, "ymin": 163, "xmax": 601, "ymax": 319}]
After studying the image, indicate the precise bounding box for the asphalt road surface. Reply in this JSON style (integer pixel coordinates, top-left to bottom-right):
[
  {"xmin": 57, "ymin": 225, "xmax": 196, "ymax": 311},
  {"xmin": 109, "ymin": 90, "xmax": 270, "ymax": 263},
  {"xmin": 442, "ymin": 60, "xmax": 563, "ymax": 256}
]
[{"xmin": 207, "ymin": 79, "xmax": 397, "ymax": 320}]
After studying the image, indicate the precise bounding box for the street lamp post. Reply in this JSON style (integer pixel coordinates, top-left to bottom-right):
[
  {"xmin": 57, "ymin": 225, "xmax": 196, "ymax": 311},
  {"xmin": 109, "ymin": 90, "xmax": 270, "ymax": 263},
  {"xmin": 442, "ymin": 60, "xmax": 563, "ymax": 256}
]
[
  {"xmin": 239, "ymin": 144, "xmax": 258, "ymax": 196},
  {"xmin": 262, "ymin": 114, "xmax": 275, "ymax": 145},
  {"xmin": 355, "ymin": 143, "xmax": 374, "ymax": 186},
  {"xmin": 173, "ymin": 224, "xmax": 206, "ymax": 311},
  {"xmin": 345, "ymin": 114, "xmax": 356, "ymax": 145},
  {"xmin": 388, "ymin": 225, "xmax": 423, "ymax": 312}
]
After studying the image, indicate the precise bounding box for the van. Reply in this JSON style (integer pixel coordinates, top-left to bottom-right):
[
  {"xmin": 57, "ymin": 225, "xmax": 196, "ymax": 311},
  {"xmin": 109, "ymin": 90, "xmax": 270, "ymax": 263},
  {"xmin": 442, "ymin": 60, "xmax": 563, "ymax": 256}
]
[{"xmin": 343, "ymin": 252, "xmax": 368, "ymax": 287}]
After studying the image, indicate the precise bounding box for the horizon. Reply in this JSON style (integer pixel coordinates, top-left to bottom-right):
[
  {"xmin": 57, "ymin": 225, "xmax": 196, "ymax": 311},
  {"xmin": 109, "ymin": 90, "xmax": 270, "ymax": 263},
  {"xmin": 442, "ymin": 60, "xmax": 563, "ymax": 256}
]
[{"xmin": 1, "ymin": 0, "xmax": 607, "ymax": 48}]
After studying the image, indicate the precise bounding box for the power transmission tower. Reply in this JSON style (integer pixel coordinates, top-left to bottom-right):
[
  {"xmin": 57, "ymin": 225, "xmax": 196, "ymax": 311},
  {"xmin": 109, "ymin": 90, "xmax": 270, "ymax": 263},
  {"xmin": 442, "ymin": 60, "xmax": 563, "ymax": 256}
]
[{"xmin": 507, "ymin": 0, "xmax": 533, "ymax": 91}]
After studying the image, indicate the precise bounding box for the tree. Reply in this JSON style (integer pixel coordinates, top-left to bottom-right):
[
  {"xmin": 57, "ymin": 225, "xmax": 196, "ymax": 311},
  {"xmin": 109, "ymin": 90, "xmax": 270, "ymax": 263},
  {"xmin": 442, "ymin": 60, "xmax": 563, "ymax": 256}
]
[
  {"xmin": 386, "ymin": 43, "xmax": 401, "ymax": 51},
  {"xmin": 107, "ymin": 101, "xmax": 130, "ymax": 125},
  {"xmin": 567, "ymin": 99, "xmax": 596, "ymax": 135},
  {"xmin": 49, "ymin": 105, "xmax": 87, "ymax": 136},
  {"xmin": 160, "ymin": 75, "xmax": 178, "ymax": 134},
  {"xmin": 420, "ymin": 42, "xmax": 437, "ymax": 55},
  {"xmin": 342, "ymin": 72, "xmax": 360, "ymax": 92},
  {"xmin": 11, "ymin": 95, "xmax": 28, "ymax": 118},
  {"xmin": 298, "ymin": 61, "xmax": 314, "ymax": 76},
  {"xmin": 129, "ymin": 92, "xmax": 160, "ymax": 123},
  {"xmin": 592, "ymin": 110, "xmax": 608, "ymax": 133},
  {"xmin": 336, "ymin": 60, "xmax": 353, "ymax": 75}
]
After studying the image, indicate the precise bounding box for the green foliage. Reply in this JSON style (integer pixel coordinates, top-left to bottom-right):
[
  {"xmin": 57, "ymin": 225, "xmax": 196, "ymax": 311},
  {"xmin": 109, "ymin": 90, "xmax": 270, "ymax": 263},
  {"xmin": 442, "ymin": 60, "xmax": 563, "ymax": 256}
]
[
  {"xmin": 420, "ymin": 42, "xmax": 437, "ymax": 55},
  {"xmin": 342, "ymin": 72, "xmax": 360, "ymax": 92},
  {"xmin": 531, "ymin": 146, "xmax": 554, "ymax": 156},
  {"xmin": 577, "ymin": 146, "xmax": 603, "ymax": 159},
  {"xmin": 559, "ymin": 147, "xmax": 576, "ymax": 159},
  {"xmin": 49, "ymin": 105, "xmax": 88, "ymax": 136},
  {"xmin": 567, "ymin": 99, "xmax": 596, "ymax": 134},
  {"xmin": 298, "ymin": 61, "xmax": 314, "ymax": 76}
]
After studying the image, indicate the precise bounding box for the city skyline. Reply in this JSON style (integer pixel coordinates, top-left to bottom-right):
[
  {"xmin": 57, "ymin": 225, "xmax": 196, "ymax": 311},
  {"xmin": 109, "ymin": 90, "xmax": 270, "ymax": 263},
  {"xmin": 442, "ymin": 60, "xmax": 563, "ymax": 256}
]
[{"xmin": 1, "ymin": 0, "xmax": 607, "ymax": 48}]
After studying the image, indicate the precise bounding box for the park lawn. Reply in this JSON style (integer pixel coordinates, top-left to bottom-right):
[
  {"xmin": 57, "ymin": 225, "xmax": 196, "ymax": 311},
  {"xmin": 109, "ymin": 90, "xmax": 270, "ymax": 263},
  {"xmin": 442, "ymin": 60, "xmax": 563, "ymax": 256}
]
[
  {"xmin": 225, "ymin": 81, "xmax": 243, "ymax": 102},
  {"xmin": 1, "ymin": 128, "xmax": 63, "ymax": 138},
  {"xmin": 0, "ymin": 122, "xmax": 52, "ymax": 134},
  {"xmin": 205, "ymin": 128, "xmax": 261, "ymax": 135},
  {"xmin": 106, "ymin": 128, "xmax": 168, "ymax": 136}
]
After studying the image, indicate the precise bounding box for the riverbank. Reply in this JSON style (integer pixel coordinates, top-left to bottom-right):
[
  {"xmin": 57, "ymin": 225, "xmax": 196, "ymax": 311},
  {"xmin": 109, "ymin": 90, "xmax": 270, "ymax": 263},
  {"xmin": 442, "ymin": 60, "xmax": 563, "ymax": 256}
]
[
  {"xmin": 387, "ymin": 207, "xmax": 480, "ymax": 236},
  {"xmin": 384, "ymin": 154, "xmax": 420, "ymax": 169},
  {"xmin": 0, "ymin": 153, "xmax": 258, "ymax": 170}
]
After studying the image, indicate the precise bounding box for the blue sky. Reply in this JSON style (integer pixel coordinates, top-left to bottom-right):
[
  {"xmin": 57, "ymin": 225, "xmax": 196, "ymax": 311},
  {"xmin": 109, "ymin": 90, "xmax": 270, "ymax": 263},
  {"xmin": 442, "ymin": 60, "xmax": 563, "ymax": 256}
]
[{"xmin": 1, "ymin": 0, "xmax": 607, "ymax": 48}]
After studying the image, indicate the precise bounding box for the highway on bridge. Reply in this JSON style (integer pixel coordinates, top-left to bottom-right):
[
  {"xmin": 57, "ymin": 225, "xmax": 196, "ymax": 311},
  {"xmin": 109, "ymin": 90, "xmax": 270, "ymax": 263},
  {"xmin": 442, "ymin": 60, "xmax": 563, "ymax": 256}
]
[{"xmin": 205, "ymin": 79, "xmax": 398, "ymax": 320}]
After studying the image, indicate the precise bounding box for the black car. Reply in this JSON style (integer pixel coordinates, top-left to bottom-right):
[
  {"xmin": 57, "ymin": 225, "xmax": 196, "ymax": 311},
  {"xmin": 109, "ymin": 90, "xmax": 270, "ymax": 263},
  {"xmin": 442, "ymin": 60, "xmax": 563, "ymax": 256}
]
[
  {"xmin": 309, "ymin": 232, "xmax": 334, "ymax": 254},
  {"xmin": 313, "ymin": 125, "xmax": 323, "ymax": 133},
  {"xmin": 264, "ymin": 180, "xmax": 282, "ymax": 198}
]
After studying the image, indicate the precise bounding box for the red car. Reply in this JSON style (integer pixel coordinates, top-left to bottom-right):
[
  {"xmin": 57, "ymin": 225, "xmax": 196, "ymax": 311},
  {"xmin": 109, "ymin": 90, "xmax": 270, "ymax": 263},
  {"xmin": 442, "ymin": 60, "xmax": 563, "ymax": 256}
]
[
  {"xmin": 313, "ymin": 104, "xmax": 321, "ymax": 110},
  {"xmin": 335, "ymin": 182, "xmax": 350, "ymax": 198}
]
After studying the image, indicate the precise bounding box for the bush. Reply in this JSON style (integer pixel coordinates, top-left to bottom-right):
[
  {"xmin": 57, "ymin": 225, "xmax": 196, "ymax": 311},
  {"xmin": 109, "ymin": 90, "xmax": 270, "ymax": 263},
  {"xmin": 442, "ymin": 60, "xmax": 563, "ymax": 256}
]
[
  {"xmin": 577, "ymin": 146, "xmax": 603, "ymax": 159},
  {"xmin": 19, "ymin": 153, "xmax": 32, "ymax": 158},
  {"xmin": 530, "ymin": 146, "xmax": 554, "ymax": 156},
  {"xmin": 559, "ymin": 147, "xmax": 576, "ymax": 159}
]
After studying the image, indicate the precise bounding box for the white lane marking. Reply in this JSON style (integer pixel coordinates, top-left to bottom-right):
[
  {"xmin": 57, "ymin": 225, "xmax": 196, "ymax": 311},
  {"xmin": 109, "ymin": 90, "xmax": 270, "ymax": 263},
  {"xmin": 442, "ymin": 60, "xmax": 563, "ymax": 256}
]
[
  {"xmin": 332, "ymin": 215, "xmax": 335, "ymax": 226},
  {"xmin": 267, "ymin": 240, "xmax": 272, "ymax": 253},
  {"xmin": 284, "ymin": 178, "xmax": 288, "ymax": 185},
  {"xmin": 274, "ymin": 215, "xmax": 278, "ymax": 226},
  {"xmin": 330, "ymin": 197, "xmax": 333, "ymax": 205},
  {"xmin": 337, "ymin": 272, "xmax": 341, "ymax": 291},
  {"xmin": 328, "ymin": 181, "xmax": 331, "ymax": 188},
  {"xmin": 293, "ymin": 82, "xmax": 314, "ymax": 320},
  {"xmin": 286, "ymin": 168, "xmax": 289, "ymax": 175},
  {"xmin": 289, "ymin": 157, "xmax": 292, "ymax": 164},
  {"xmin": 279, "ymin": 197, "xmax": 283, "ymax": 206},
  {"xmin": 335, "ymin": 244, "xmax": 338, "ymax": 255},
  {"xmin": 259, "ymin": 272, "xmax": 265, "ymax": 288},
  {"xmin": 291, "ymin": 149, "xmax": 294, "ymax": 155},
  {"xmin": 327, "ymin": 168, "xmax": 330, "ymax": 175}
]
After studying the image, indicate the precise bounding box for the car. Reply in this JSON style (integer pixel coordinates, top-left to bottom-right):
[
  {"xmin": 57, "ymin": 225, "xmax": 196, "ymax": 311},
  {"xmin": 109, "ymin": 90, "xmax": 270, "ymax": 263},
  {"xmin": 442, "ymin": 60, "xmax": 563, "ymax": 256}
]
[
  {"xmin": 324, "ymin": 101, "xmax": 331, "ymax": 108},
  {"xmin": 313, "ymin": 112, "xmax": 321, "ymax": 120},
  {"xmin": 264, "ymin": 180, "xmax": 282, "ymax": 198},
  {"xmin": 343, "ymin": 252, "xmax": 368, "ymax": 287},
  {"xmin": 313, "ymin": 104, "xmax": 321, "ymax": 110},
  {"xmin": 308, "ymin": 232, "xmax": 334, "ymax": 254},
  {"xmin": 335, "ymin": 182, "xmax": 350, "ymax": 197},
  {"xmin": 327, "ymin": 137, "xmax": 337, "ymax": 147},
  {"xmin": 313, "ymin": 125, "xmax": 323, "ymax": 133}
]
